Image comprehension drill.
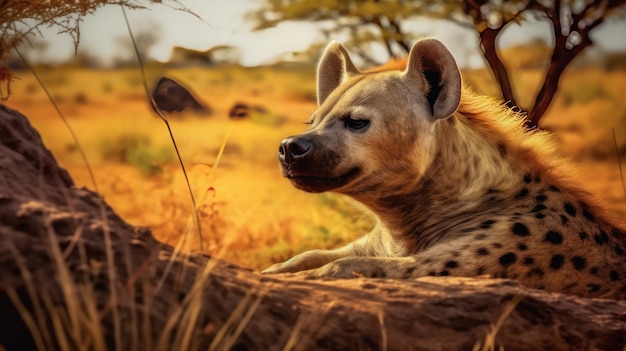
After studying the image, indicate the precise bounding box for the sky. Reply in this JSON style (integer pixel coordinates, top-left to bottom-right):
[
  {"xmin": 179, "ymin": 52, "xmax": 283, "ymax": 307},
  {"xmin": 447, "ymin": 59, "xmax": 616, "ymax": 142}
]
[{"xmin": 21, "ymin": 0, "xmax": 626, "ymax": 68}]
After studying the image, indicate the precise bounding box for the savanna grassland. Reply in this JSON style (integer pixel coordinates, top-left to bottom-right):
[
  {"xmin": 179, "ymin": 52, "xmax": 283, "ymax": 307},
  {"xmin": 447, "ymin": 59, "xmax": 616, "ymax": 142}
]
[{"xmin": 5, "ymin": 55, "xmax": 626, "ymax": 271}]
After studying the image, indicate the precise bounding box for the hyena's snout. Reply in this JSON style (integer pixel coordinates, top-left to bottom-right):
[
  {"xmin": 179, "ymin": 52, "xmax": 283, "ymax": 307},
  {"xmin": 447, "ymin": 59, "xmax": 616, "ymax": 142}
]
[
  {"xmin": 277, "ymin": 135, "xmax": 359, "ymax": 193},
  {"xmin": 278, "ymin": 136, "xmax": 313, "ymax": 166}
]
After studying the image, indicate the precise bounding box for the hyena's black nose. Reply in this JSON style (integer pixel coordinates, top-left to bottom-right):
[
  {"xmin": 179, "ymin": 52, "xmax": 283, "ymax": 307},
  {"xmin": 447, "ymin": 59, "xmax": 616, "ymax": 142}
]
[{"xmin": 279, "ymin": 137, "xmax": 313, "ymax": 162}]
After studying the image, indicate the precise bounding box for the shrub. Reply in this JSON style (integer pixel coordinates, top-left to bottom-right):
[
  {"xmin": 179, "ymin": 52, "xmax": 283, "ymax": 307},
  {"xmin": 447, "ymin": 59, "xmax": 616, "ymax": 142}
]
[
  {"xmin": 74, "ymin": 92, "xmax": 88, "ymax": 104},
  {"xmin": 561, "ymin": 83, "xmax": 610, "ymax": 107},
  {"xmin": 99, "ymin": 133, "xmax": 174, "ymax": 175}
]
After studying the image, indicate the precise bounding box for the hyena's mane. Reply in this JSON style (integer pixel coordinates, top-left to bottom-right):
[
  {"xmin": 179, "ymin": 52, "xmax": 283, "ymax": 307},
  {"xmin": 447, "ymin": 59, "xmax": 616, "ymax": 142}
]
[{"xmin": 364, "ymin": 56, "xmax": 621, "ymax": 227}]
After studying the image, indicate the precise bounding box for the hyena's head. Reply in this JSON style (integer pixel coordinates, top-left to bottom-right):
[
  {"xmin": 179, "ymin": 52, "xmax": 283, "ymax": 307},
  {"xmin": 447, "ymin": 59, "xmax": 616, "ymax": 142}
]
[{"xmin": 279, "ymin": 39, "xmax": 461, "ymax": 197}]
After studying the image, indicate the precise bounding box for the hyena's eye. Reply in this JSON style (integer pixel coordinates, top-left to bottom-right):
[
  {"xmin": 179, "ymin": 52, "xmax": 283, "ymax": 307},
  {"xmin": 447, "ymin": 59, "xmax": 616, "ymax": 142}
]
[{"xmin": 344, "ymin": 117, "xmax": 369, "ymax": 130}]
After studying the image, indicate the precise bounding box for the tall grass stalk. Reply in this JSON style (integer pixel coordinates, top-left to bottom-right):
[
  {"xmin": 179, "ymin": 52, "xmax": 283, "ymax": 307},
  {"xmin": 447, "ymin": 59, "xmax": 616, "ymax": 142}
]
[
  {"xmin": 208, "ymin": 292, "xmax": 263, "ymax": 351},
  {"xmin": 612, "ymin": 128, "xmax": 626, "ymax": 198},
  {"xmin": 120, "ymin": 5, "xmax": 204, "ymax": 251},
  {"xmin": 14, "ymin": 47, "xmax": 99, "ymax": 193},
  {"xmin": 473, "ymin": 295, "xmax": 523, "ymax": 351},
  {"xmin": 377, "ymin": 308, "xmax": 388, "ymax": 351}
]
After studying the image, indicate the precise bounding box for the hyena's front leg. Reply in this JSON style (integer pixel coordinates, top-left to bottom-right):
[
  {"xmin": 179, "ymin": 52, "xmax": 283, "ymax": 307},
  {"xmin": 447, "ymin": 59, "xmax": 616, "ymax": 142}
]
[
  {"xmin": 306, "ymin": 239, "xmax": 537, "ymax": 286},
  {"xmin": 263, "ymin": 223, "xmax": 403, "ymax": 274},
  {"xmin": 305, "ymin": 236, "xmax": 480, "ymax": 279},
  {"xmin": 262, "ymin": 248, "xmax": 347, "ymax": 274},
  {"xmin": 306, "ymin": 256, "xmax": 425, "ymax": 279},
  {"xmin": 309, "ymin": 254, "xmax": 489, "ymax": 279}
]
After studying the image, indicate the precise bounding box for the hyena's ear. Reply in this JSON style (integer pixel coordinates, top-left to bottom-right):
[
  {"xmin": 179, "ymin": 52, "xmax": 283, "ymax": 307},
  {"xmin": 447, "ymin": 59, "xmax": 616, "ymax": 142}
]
[
  {"xmin": 403, "ymin": 39, "xmax": 461, "ymax": 120},
  {"xmin": 317, "ymin": 41, "xmax": 360, "ymax": 106}
]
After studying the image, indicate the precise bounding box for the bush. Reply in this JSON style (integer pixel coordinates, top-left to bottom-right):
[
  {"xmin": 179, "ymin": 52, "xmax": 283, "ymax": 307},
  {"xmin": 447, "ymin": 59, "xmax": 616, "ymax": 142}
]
[
  {"xmin": 74, "ymin": 92, "xmax": 88, "ymax": 104},
  {"xmin": 99, "ymin": 133, "xmax": 174, "ymax": 175},
  {"xmin": 101, "ymin": 81, "xmax": 114, "ymax": 94},
  {"xmin": 561, "ymin": 83, "xmax": 610, "ymax": 107}
]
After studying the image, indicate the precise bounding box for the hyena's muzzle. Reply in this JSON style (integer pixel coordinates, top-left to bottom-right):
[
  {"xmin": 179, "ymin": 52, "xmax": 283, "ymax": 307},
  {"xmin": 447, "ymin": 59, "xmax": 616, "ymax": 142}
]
[{"xmin": 278, "ymin": 133, "xmax": 360, "ymax": 193}]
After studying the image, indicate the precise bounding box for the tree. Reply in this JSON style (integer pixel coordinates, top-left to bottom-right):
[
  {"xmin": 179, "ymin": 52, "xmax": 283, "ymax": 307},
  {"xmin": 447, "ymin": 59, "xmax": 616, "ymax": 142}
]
[
  {"xmin": 457, "ymin": 0, "xmax": 626, "ymax": 127},
  {"xmin": 0, "ymin": 0, "xmax": 192, "ymax": 99},
  {"xmin": 249, "ymin": 0, "xmax": 626, "ymax": 127},
  {"xmin": 247, "ymin": 1, "xmax": 448, "ymax": 63}
]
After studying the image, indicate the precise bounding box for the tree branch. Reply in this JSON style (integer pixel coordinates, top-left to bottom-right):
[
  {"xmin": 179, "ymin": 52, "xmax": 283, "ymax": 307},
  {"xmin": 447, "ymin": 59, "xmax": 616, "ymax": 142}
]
[
  {"xmin": 371, "ymin": 15, "xmax": 395, "ymax": 59},
  {"xmin": 479, "ymin": 27, "xmax": 520, "ymax": 110},
  {"xmin": 388, "ymin": 17, "xmax": 411, "ymax": 54},
  {"xmin": 527, "ymin": 0, "xmax": 603, "ymax": 127},
  {"xmin": 462, "ymin": 0, "xmax": 526, "ymax": 111}
]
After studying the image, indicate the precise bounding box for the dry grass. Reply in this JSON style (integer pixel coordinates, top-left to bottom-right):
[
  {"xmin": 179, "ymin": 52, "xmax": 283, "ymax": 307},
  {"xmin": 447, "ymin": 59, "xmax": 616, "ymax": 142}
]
[
  {"xmin": 6, "ymin": 64, "xmax": 375, "ymax": 270},
  {"xmin": 5, "ymin": 62, "xmax": 626, "ymax": 272}
]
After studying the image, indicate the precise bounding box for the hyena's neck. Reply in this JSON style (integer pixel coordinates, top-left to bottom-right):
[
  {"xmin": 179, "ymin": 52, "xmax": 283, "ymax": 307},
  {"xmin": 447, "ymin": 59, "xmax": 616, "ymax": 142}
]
[{"xmin": 368, "ymin": 117, "xmax": 530, "ymax": 251}]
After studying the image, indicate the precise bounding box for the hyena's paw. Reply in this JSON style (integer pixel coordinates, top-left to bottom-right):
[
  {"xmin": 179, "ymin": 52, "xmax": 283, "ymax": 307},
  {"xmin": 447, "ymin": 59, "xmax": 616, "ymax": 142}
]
[
  {"xmin": 307, "ymin": 257, "xmax": 398, "ymax": 279},
  {"xmin": 262, "ymin": 249, "xmax": 335, "ymax": 274},
  {"xmin": 262, "ymin": 261, "xmax": 299, "ymax": 274}
]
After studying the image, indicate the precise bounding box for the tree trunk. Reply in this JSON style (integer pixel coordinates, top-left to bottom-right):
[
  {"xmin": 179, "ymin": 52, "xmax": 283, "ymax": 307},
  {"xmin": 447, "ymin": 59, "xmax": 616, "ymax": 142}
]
[
  {"xmin": 1, "ymin": 104, "xmax": 626, "ymax": 351},
  {"xmin": 527, "ymin": 41, "xmax": 588, "ymax": 128},
  {"xmin": 479, "ymin": 27, "xmax": 520, "ymax": 111}
]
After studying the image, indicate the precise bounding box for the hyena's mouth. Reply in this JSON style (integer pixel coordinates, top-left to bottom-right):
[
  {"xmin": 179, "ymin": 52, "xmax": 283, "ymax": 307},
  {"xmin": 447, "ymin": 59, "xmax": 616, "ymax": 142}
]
[{"xmin": 285, "ymin": 167, "xmax": 360, "ymax": 193}]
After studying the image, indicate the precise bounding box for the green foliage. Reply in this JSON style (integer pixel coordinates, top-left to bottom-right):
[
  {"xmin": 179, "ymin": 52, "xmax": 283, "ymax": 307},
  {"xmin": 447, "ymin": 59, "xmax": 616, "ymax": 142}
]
[
  {"xmin": 73, "ymin": 92, "xmax": 88, "ymax": 104},
  {"xmin": 247, "ymin": 109, "xmax": 286, "ymax": 127},
  {"xmin": 315, "ymin": 194, "xmax": 374, "ymax": 239},
  {"xmin": 101, "ymin": 81, "xmax": 114, "ymax": 94},
  {"xmin": 99, "ymin": 132, "xmax": 175, "ymax": 176},
  {"xmin": 258, "ymin": 237, "xmax": 295, "ymax": 264},
  {"xmin": 248, "ymin": 0, "xmax": 458, "ymax": 62},
  {"xmin": 561, "ymin": 83, "xmax": 610, "ymax": 107},
  {"xmin": 248, "ymin": 0, "xmax": 465, "ymax": 28}
]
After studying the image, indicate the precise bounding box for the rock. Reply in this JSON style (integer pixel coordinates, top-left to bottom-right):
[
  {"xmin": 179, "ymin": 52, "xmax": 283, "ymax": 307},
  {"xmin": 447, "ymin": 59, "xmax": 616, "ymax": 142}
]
[
  {"xmin": 228, "ymin": 101, "xmax": 250, "ymax": 118},
  {"xmin": 228, "ymin": 101, "xmax": 269, "ymax": 119},
  {"xmin": 0, "ymin": 104, "xmax": 625, "ymax": 351},
  {"xmin": 151, "ymin": 76, "xmax": 211, "ymax": 115},
  {"xmin": 228, "ymin": 101, "xmax": 284, "ymax": 126}
]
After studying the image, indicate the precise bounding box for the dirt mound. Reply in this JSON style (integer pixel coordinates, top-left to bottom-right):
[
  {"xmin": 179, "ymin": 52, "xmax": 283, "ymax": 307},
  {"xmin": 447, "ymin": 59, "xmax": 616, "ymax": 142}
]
[
  {"xmin": 151, "ymin": 76, "xmax": 211, "ymax": 115},
  {"xmin": 228, "ymin": 101, "xmax": 268, "ymax": 119},
  {"xmin": 0, "ymin": 104, "xmax": 625, "ymax": 350}
]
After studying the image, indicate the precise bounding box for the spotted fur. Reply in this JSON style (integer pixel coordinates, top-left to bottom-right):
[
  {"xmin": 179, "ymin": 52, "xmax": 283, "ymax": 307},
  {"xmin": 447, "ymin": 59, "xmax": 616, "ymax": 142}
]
[{"xmin": 264, "ymin": 39, "xmax": 626, "ymax": 300}]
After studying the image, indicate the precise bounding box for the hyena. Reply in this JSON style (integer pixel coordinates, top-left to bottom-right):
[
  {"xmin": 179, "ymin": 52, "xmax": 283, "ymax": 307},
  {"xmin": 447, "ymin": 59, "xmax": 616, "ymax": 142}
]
[{"xmin": 263, "ymin": 39, "xmax": 626, "ymax": 299}]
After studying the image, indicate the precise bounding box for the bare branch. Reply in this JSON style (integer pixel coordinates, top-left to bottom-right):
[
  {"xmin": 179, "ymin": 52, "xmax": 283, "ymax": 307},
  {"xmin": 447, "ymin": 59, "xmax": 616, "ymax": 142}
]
[
  {"xmin": 526, "ymin": 0, "xmax": 625, "ymax": 127},
  {"xmin": 387, "ymin": 17, "xmax": 411, "ymax": 54},
  {"xmin": 479, "ymin": 27, "xmax": 520, "ymax": 110},
  {"xmin": 463, "ymin": 0, "xmax": 535, "ymax": 112},
  {"xmin": 371, "ymin": 15, "xmax": 395, "ymax": 58}
]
